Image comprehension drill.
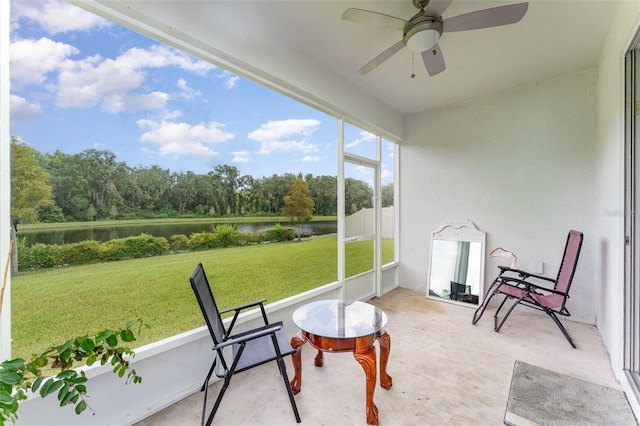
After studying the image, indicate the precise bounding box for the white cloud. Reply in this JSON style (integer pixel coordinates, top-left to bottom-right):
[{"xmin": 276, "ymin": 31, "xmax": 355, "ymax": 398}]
[
  {"xmin": 345, "ymin": 130, "xmax": 375, "ymax": 149},
  {"xmin": 225, "ymin": 76, "xmax": 240, "ymax": 89},
  {"xmin": 248, "ymin": 119, "xmax": 320, "ymax": 155},
  {"xmin": 12, "ymin": 0, "xmax": 112, "ymax": 34},
  {"xmin": 137, "ymin": 119, "xmax": 235, "ymax": 157},
  {"xmin": 231, "ymin": 151, "xmax": 253, "ymax": 163},
  {"xmin": 117, "ymin": 45, "xmax": 214, "ymax": 76},
  {"xmin": 49, "ymin": 44, "xmax": 214, "ymax": 113},
  {"xmin": 10, "ymin": 37, "xmax": 78, "ymax": 88},
  {"xmin": 10, "ymin": 94, "xmax": 42, "ymax": 122},
  {"xmin": 102, "ymin": 92, "xmax": 170, "ymax": 114},
  {"xmin": 220, "ymin": 70, "xmax": 241, "ymax": 89},
  {"xmin": 177, "ymin": 78, "xmax": 202, "ymax": 99},
  {"xmin": 355, "ymin": 165, "xmax": 372, "ymax": 176},
  {"xmin": 381, "ymin": 169, "xmax": 392, "ymax": 180},
  {"xmin": 302, "ymin": 155, "xmax": 323, "ymax": 162}
]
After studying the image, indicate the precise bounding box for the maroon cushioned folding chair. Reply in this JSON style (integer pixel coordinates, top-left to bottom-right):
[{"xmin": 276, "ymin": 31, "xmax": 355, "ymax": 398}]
[
  {"xmin": 472, "ymin": 230, "xmax": 583, "ymax": 348},
  {"xmin": 190, "ymin": 263, "xmax": 301, "ymax": 425}
]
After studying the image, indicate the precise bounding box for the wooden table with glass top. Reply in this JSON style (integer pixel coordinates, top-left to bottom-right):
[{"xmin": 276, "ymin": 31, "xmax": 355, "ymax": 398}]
[{"xmin": 289, "ymin": 299, "xmax": 392, "ymax": 425}]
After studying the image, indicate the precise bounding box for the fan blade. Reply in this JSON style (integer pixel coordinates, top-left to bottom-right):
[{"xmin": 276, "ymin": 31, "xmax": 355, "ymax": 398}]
[
  {"xmin": 422, "ymin": 44, "xmax": 446, "ymax": 76},
  {"xmin": 342, "ymin": 8, "xmax": 407, "ymax": 30},
  {"xmin": 443, "ymin": 2, "xmax": 528, "ymax": 32},
  {"xmin": 424, "ymin": 0, "xmax": 453, "ymax": 18},
  {"xmin": 357, "ymin": 40, "xmax": 405, "ymax": 75}
]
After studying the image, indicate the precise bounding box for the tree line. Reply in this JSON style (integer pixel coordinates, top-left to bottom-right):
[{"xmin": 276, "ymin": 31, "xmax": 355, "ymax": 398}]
[{"xmin": 10, "ymin": 138, "xmax": 394, "ymax": 224}]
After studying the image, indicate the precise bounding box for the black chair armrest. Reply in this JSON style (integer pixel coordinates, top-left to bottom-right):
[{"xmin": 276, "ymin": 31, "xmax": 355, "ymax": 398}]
[
  {"xmin": 214, "ymin": 323, "xmax": 283, "ymax": 350},
  {"xmin": 221, "ymin": 299, "xmax": 270, "ymax": 338},
  {"xmin": 499, "ymin": 276, "xmax": 568, "ymax": 297},
  {"xmin": 498, "ymin": 266, "xmax": 555, "ymax": 283},
  {"xmin": 524, "ymin": 282, "xmax": 569, "ymax": 297},
  {"xmin": 220, "ymin": 298, "xmax": 268, "ymax": 315}
]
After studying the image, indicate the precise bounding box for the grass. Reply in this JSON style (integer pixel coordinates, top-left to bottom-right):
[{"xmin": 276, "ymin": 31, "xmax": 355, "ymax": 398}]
[{"xmin": 11, "ymin": 236, "xmax": 393, "ymax": 360}]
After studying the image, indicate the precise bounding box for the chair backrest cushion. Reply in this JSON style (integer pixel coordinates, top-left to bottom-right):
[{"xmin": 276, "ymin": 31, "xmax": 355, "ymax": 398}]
[
  {"xmin": 190, "ymin": 263, "xmax": 226, "ymax": 345},
  {"xmin": 554, "ymin": 230, "xmax": 583, "ymax": 294}
]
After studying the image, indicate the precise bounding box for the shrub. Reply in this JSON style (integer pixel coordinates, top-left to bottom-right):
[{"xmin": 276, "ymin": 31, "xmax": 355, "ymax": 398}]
[
  {"xmin": 16, "ymin": 229, "xmax": 268, "ymax": 271},
  {"xmin": 124, "ymin": 234, "xmax": 169, "ymax": 258},
  {"xmin": 169, "ymin": 234, "xmax": 189, "ymax": 252},
  {"xmin": 187, "ymin": 232, "xmax": 222, "ymax": 250},
  {"xmin": 29, "ymin": 243, "xmax": 56, "ymax": 269},
  {"xmin": 16, "ymin": 238, "xmax": 32, "ymax": 271},
  {"xmin": 99, "ymin": 234, "xmax": 169, "ymax": 260},
  {"xmin": 99, "ymin": 239, "xmax": 127, "ymax": 261},
  {"xmin": 265, "ymin": 224, "xmax": 295, "ymax": 242},
  {"xmin": 236, "ymin": 232, "xmax": 266, "ymax": 245},
  {"xmin": 58, "ymin": 240, "xmax": 101, "ymax": 265},
  {"xmin": 213, "ymin": 223, "xmax": 238, "ymax": 247}
]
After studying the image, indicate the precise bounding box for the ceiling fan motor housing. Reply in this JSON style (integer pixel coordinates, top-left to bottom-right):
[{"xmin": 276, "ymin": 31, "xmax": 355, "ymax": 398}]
[{"xmin": 403, "ymin": 14, "xmax": 444, "ymax": 51}]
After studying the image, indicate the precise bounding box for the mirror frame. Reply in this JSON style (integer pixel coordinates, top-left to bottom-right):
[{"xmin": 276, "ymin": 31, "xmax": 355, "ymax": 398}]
[{"xmin": 426, "ymin": 220, "xmax": 486, "ymax": 306}]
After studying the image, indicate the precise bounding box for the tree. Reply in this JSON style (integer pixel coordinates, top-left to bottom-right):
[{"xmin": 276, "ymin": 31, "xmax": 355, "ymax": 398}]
[
  {"xmin": 125, "ymin": 165, "xmax": 172, "ymax": 213},
  {"xmin": 282, "ymin": 177, "xmax": 315, "ymax": 241},
  {"xmin": 171, "ymin": 171, "xmax": 197, "ymax": 215},
  {"xmin": 381, "ymin": 182, "xmax": 394, "ymax": 207},
  {"xmin": 212, "ymin": 165, "xmax": 240, "ymax": 215},
  {"xmin": 261, "ymin": 173, "xmax": 297, "ymax": 214},
  {"xmin": 10, "ymin": 137, "xmax": 53, "ymax": 224},
  {"xmin": 307, "ymin": 174, "xmax": 337, "ymax": 216},
  {"xmin": 42, "ymin": 150, "xmax": 88, "ymax": 221},
  {"xmin": 75, "ymin": 149, "xmax": 128, "ymax": 219},
  {"xmin": 344, "ymin": 178, "xmax": 372, "ymax": 215}
]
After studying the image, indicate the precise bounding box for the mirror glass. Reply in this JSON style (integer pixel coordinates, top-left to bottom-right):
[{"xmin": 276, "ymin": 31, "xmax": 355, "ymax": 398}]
[{"xmin": 427, "ymin": 220, "xmax": 486, "ymax": 306}]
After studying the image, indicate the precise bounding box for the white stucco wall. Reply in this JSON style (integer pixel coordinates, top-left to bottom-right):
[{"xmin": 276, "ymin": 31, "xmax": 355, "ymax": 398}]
[
  {"xmin": 400, "ymin": 69, "xmax": 598, "ymax": 324},
  {"xmin": 595, "ymin": 0, "xmax": 640, "ymax": 393}
]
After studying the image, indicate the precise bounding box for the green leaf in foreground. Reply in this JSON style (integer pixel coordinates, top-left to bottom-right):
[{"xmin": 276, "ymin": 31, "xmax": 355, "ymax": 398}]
[
  {"xmin": 0, "ymin": 320, "xmax": 149, "ymax": 423},
  {"xmin": 75, "ymin": 400, "xmax": 87, "ymax": 415}
]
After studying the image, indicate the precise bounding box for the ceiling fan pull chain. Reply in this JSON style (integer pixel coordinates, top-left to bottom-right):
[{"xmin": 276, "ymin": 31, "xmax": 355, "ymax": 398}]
[{"xmin": 411, "ymin": 52, "xmax": 416, "ymax": 79}]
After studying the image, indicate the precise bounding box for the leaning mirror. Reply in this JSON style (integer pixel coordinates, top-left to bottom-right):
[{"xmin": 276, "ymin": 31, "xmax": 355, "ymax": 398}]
[{"xmin": 427, "ymin": 220, "xmax": 486, "ymax": 306}]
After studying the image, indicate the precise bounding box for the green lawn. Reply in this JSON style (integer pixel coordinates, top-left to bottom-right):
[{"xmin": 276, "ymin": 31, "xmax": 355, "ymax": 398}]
[{"xmin": 11, "ymin": 236, "xmax": 393, "ymax": 360}]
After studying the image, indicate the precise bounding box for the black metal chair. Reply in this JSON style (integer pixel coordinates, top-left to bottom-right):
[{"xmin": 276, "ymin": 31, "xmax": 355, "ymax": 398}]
[
  {"xmin": 472, "ymin": 230, "xmax": 583, "ymax": 348},
  {"xmin": 189, "ymin": 263, "xmax": 301, "ymax": 425}
]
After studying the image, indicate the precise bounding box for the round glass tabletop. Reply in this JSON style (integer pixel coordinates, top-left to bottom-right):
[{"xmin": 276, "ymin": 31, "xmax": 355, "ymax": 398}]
[{"xmin": 292, "ymin": 299, "xmax": 387, "ymax": 339}]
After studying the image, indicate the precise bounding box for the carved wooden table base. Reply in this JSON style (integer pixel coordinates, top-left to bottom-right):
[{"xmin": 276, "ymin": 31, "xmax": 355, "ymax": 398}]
[{"xmin": 290, "ymin": 329, "xmax": 392, "ymax": 425}]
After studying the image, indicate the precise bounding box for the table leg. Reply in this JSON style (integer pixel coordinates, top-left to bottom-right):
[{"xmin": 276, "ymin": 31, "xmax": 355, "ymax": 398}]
[
  {"xmin": 314, "ymin": 350, "xmax": 324, "ymax": 367},
  {"xmin": 377, "ymin": 330, "xmax": 392, "ymax": 390},
  {"xmin": 290, "ymin": 331, "xmax": 306, "ymax": 394},
  {"xmin": 354, "ymin": 338, "xmax": 378, "ymax": 425}
]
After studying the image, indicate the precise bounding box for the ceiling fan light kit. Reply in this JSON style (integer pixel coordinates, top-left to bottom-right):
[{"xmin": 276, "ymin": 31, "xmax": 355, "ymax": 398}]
[
  {"xmin": 404, "ymin": 17, "xmax": 443, "ymax": 52},
  {"xmin": 342, "ymin": 0, "xmax": 528, "ymax": 77}
]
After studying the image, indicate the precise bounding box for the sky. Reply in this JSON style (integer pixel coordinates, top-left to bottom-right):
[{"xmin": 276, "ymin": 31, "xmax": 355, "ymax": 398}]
[{"xmin": 9, "ymin": 0, "xmax": 395, "ymax": 184}]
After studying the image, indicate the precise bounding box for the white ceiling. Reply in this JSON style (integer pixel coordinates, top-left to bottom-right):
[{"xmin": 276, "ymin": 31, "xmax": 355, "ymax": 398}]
[{"xmin": 84, "ymin": 1, "xmax": 619, "ymax": 117}]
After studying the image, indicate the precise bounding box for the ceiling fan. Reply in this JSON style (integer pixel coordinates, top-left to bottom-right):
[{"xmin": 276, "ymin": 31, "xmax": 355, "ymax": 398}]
[{"xmin": 342, "ymin": 0, "xmax": 528, "ymax": 76}]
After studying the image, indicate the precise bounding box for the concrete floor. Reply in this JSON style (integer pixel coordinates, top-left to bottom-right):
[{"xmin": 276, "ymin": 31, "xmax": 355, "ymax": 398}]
[{"xmin": 136, "ymin": 287, "xmax": 624, "ymax": 426}]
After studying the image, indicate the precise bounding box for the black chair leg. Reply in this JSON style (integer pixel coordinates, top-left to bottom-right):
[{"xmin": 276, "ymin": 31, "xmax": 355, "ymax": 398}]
[
  {"xmin": 276, "ymin": 356, "xmax": 301, "ymax": 423},
  {"xmin": 205, "ymin": 376, "xmax": 231, "ymax": 426},
  {"xmin": 201, "ymin": 359, "xmax": 217, "ymax": 392},
  {"xmin": 472, "ymin": 280, "xmax": 501, "ymax": 324},
  {"xmin": 200, "ymin": 379, "xmax": 209, "ymax": 426},
  {"xmin": 492, "ymin": 295, "xmax": 511, "ymax": 331},
  {"xmin": 494, "ymin": 295, "xmax": 525, "ymax": 332},
  {"xmin": 546, "ymin": 310, "xmax": 576, "ymax": 349},
  {"xmin": 200, "ymin": 358, "xmax": 217, "ymax": 426}
]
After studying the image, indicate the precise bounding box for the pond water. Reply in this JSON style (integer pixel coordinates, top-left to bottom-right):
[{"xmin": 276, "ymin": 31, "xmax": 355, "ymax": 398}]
[{"xmin": 18, "ymin": 220, "xmax": 337, "ymax": 245}]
